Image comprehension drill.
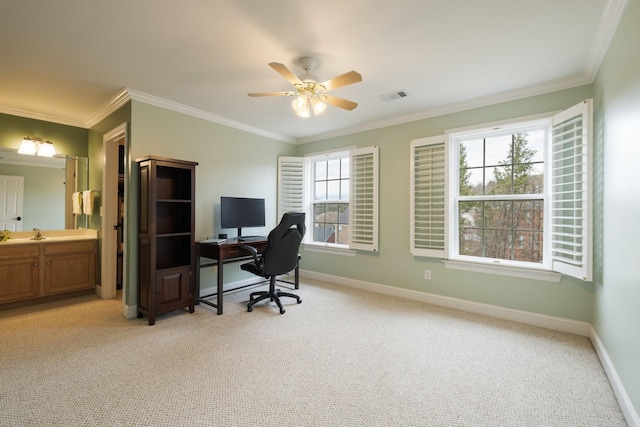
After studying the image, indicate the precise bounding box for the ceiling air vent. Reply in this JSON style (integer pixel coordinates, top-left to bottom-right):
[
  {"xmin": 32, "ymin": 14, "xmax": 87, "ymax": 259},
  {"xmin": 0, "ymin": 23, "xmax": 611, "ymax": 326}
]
[{"xmin": 378, "ymin": 90, "xmax": 408, "ymax": 102}]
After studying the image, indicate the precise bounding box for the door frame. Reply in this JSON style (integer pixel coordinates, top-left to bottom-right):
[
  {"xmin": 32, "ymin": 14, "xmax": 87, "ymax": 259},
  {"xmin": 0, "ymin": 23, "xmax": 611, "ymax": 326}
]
[{"xmin": 99, "ymin": 122, "xmax": 128, "ymax": 304}]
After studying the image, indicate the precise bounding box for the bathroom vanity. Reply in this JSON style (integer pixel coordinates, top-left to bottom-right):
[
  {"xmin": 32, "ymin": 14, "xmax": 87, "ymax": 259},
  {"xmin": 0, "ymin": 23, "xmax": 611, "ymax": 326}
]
[{"xmin": 0, "ymin": 230, "xmax": 97, "ymax": 306}]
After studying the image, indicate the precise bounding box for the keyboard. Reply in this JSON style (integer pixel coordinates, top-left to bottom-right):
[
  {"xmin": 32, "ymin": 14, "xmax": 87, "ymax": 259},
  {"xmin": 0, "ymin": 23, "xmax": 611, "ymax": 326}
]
[
  {"xmin": 200, "ymin": 238, "xmax": 226, "ymax": 244},
  {"xmin": 237, "ymin": 236, "xmax": 266, "ymax": 242}
]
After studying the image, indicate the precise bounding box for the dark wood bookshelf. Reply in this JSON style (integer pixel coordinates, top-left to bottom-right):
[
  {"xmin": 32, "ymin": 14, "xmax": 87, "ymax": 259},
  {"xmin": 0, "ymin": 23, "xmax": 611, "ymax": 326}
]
[{"xmin": 136, "ymin": 156, "xmax": 198, "ymax": 325}]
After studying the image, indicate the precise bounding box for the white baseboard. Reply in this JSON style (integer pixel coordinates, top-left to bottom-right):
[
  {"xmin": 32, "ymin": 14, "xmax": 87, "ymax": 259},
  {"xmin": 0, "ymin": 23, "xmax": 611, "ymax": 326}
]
[
  {"xmin": 123, "ymin": 303, "xmax": 137, "ymax": 319},
  {"xmin": 299, "ymin": 269, "xmax": 638, "ymax": 426},
  {"xmin": 301, "ymin": 269, "xmax": 590, "ymax": 336},
  {"xmin": 115, "ymin": 269, "xmax": 639, "ymax": 424},
  {"xmin": 590, "ymin": 327, "xmax": 640, "ymax": 427}
]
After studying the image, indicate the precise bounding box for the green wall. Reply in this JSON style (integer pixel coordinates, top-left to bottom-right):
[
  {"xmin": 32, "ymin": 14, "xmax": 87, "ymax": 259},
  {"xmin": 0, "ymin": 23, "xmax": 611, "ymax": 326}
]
[
  {"xmin": 593, "ymin": 0, "xmax": 640, "ymax": 414},
  {"xmin": 295, "ymin": 86, "xmax": 595, "ymax": 322},
  {"xmin": 0, "ymin": 113, "xmax": 87, "ymax": 156},
  {"xmin": 125, "ymin": 101, "xmax": 297, "ymax": 306}
]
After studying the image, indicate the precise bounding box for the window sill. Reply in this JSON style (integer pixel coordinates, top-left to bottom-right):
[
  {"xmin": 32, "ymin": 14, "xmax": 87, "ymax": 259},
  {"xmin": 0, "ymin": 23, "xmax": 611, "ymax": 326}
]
[
  {"xmin": 302, "ymin": 243, "xmax": 356, "ymax": 257},
  {"xmin": 443, "ymin": 259, "xmax": 561, "ymax": 282}
]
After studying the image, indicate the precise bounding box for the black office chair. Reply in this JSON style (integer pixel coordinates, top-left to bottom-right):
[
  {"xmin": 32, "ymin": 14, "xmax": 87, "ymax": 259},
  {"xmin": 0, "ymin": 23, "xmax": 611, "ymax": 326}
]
[{"xmin": 240, "ymin": 212, "xmax": 305, "ymax": 314}]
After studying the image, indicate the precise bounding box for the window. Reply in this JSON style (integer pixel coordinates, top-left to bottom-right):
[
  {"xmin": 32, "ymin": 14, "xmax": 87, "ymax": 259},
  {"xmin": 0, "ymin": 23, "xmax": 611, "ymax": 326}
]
[
  {"xmin": 410, "ymin": 100, "xmax": 592, "ymax": 281},
  {"xmin": 278, "ymin": 146, "xmax": 378, "ymax": 252},
  {"xmin": 456, "ymin": 125, "xmax": 546, "ymax": 263},
  {"xmin": 312, "ymin": 154, "xmax": 350, "ymax": 245}
]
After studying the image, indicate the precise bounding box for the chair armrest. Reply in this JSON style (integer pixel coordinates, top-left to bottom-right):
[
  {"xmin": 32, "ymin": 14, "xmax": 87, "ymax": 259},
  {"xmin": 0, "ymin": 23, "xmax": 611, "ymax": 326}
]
[{"xmin": 240, "ymin": 244, "xmax": 261, "ymax": 265}]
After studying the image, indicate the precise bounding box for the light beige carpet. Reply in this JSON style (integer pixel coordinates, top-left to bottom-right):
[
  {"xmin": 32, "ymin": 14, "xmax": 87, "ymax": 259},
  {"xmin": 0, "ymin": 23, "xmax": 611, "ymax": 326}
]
[{"xmin": 0, "ymin": 279, "xmax": 626, "ymax": 426}]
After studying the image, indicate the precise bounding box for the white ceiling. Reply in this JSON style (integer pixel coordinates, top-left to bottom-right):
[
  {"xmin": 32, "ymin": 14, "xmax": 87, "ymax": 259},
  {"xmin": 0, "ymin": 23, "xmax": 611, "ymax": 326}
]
[{"xmin": 0, "ymin": 0, "xmax": 625, "ymax": 143}]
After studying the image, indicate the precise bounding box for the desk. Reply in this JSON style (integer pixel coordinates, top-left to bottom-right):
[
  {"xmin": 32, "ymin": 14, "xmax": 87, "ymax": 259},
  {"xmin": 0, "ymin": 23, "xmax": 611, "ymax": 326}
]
[
  {"xmin": 196, "ymin": 237, "xmax": 302, "ymax": 315},
  {"xmin": 196, "ymin": 238, "xmax": 267, "ymax": 314}
]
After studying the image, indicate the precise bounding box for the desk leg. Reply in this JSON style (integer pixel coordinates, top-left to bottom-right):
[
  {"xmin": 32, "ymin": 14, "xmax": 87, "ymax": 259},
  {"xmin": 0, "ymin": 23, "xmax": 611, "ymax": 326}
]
[
  {"xmin": 195, "ymin": 255, "xmax": 201, "ymax": 305},
  {"xmin": 217, "ymin": 261, "xmax": 224, "ymax": 315}
]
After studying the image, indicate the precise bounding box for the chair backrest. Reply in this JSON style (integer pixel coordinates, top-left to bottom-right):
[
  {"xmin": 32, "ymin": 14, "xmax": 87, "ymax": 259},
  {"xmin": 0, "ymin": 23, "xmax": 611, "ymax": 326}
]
[{"xmin": 262, "ymin": 212, "xmax": 306, "ymax": 276}]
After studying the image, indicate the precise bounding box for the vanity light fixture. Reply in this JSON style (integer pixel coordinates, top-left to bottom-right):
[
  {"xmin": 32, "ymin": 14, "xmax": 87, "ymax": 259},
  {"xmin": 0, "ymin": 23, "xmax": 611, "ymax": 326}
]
[{"xmin": 18, "ymin": 137, "xmax": 56, "ymax": 157}]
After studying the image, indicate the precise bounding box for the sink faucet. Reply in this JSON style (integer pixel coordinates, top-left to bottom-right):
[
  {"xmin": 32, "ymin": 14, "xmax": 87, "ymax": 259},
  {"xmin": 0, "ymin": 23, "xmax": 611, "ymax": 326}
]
[{"xmin": 32, "ymin": 228, "xmax": 43, "ymax": 240}]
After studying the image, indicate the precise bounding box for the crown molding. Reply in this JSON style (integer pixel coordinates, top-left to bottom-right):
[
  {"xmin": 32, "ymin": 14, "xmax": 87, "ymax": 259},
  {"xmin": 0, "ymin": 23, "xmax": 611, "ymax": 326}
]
[
  {"xmin": 584, "ymin": 0, "xmax": 630, "ymax": 80},
  {"xmin": 297, "ymin": 73, "xmax": 593, "ymax": 144},
  {"xmin": 84, "ymin": 89, "xmax": 131, "ymax": 128},
  {"xmin": 0, "ymin": 105, "xmax": 86, "ymax": 129},
  {"xmin": 124, "ymin": 88, "xmax": 295, "ymax": 144}
]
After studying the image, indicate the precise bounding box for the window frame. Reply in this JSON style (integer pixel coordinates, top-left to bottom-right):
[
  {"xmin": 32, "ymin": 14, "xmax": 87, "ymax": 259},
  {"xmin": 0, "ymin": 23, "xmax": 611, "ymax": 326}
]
[
  {"xmin": 410, "ymin": 100, "xmax": 592, "ymax": 282},
  {"xmin": 310, "ymin": 150, "xmax": 351, "ymax": 247},
  {"xmin": 278, "ymin": 145, "xmax": 378, "ymax": 253},
  {"xmin": 449, "ymin": 117, "xmax": 551, "ymax": 270}
]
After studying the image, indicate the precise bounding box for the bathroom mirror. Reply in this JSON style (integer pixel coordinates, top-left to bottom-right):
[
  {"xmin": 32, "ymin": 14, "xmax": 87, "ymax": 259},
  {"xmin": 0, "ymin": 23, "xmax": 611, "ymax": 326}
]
[{"xmin": 0, "ymin": 147, "xmax": 89, "ymax": 230}]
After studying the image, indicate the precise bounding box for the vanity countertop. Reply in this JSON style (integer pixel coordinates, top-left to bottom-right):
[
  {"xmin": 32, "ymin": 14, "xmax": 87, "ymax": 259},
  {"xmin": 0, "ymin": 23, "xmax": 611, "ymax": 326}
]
[{"xmin": 0, "ymin": 229, "xmax": 98, "ymax": 245}]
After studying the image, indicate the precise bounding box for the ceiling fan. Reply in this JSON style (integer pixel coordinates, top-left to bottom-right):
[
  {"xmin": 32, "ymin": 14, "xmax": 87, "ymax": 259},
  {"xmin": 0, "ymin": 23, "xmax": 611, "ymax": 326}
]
[{"xmin": 248, "ymin": 57, "xmax": 362, "ymax": 117}]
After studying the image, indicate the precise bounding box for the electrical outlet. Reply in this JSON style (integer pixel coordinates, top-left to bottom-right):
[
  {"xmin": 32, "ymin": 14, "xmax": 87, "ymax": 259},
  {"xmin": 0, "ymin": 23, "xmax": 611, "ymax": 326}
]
[
  {"xmin": 424, "ymin": 269, "xmax": 432, "ymax": 280},
  {"xmin": 212, "ymin": 265, "xmax": 217, "ymax": 274}
]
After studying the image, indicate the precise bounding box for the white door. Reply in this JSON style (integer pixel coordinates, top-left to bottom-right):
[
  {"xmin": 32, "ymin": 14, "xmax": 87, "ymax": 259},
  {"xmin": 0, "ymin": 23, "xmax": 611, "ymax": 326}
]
[{"xmin": 0, "ymin": 175, "xmax": 24, "ymax": 231}]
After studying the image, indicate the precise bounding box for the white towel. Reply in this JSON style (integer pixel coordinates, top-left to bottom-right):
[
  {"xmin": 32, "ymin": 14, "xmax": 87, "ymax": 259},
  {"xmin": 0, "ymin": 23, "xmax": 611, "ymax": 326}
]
[
  {"xmin": 72, "ymin": 192, "xmax": 82, "ymax": 214},
  {"xmin": 82, "ymin": 190, "xmax": 99, "ymax": 215}
]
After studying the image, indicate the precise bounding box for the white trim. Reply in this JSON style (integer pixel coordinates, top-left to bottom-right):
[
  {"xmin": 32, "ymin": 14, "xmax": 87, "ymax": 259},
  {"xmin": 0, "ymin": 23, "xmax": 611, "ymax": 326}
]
[
  {"xmin": 302, "ymin": 244, "xmax": 356, "ymax": 256},
  {"xmin": 123, "ymin": 302, "xmax": 137, "ymax": 319},
  {"xmin": 445, "ymin": 112, "xmax": 554, "ymax": 136},
  {"xmin": 125, "ymin": 88, "xmax": 295, "ymax": 144},
  {"xmin": 590, "ymin": 326, "xmax": 640, "ymax": 427},
  {"xmin": 443, "ymin": 259, "xmax": 562, "ymax": 282},
  {"xmin": 199, "ymin": 276, "xmax": 282, "ymax": 297},
  {"xmin": 297, "ymin": 270, "xmax": 638, "ymax": 425},
  {"xmin": 296, "ymin": 74, "xmax": 591, "ymax": 144},
  {"xmin": 85, "ymin": 89, "xmax": 131, "ymax": 128},
  {"xmin": 300, "ymin": 269, "xmax": 587, "ymax": 335},
  {"xmin": 584, "ymin": 0, "xmax": 630, "ymax": 80},
  {"xmin": 0, "ymin": 105, "xmax": 86, "ymax": 128},
  {"xmin": 101, "ymin": 123, "xmax": 127, "ymax": 301}
]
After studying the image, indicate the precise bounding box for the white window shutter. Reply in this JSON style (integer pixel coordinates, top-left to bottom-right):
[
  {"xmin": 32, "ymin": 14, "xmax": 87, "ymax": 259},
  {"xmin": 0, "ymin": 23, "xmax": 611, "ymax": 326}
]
[
  {"xmin": 277, "ymin": 156, "xmax": 304, "ymax": 221},
  {"xmin": 349, "ymin": 146, "xmax": 378, "ymax": 252},
  {"xmin": 550, "ymin": 99, "xmax": 592, "ymax": 281},
  {"xmin": 410, "ymin": 135, "xmax": 448, "ymax": 258}
]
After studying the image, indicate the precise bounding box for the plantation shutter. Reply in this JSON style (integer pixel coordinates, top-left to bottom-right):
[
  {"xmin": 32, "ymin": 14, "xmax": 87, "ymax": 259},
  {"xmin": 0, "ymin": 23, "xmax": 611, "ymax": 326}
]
[
  {"xmin": 550, "ymin": 99, "xmax": 592, "ymax": 281},
  {"xmin": 277, "ymin": 156, "xmax": 304, "ymax": 221},
  {"xmin": 410, "ymin": 135, "xmax": 448, "ymax": 258},
  {"xmin": 349, "ymin": 146, "xmax": 378, "ymax": 252}
]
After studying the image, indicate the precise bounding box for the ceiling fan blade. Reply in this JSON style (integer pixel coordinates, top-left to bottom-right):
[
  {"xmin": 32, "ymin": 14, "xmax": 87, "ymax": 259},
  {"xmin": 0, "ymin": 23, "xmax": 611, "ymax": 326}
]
[
  {"xmin": 248, "ymin": 91, "xmax": 294, "ymax": 97},
  {"xmin": 321, "ymin": 94, "xmax": 358, "ymax": 111},
  {"xmin": 320, "ymin": 71, "xmax": 362, "ymax": 91},
  {"xmin": 269, "ymin": 62, "xmax": 303, "ymax": 86}
]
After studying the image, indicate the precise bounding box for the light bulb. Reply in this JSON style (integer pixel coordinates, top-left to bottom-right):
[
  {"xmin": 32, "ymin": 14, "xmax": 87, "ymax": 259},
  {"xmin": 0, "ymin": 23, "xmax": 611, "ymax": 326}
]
[
  {"xmin": 37, "ymin": 141, "xmax": 56, "ymax": 157},
  {"xmin": 18, "ymin": 138, "xmax": 37, "ymax": 155},
  {"xmin": 311, "ymin": 96, "xmax": 327, "ymax": 115},
  {"xmin": 291, "ymin": 94, "xmax": 308, "ymax": 113}
]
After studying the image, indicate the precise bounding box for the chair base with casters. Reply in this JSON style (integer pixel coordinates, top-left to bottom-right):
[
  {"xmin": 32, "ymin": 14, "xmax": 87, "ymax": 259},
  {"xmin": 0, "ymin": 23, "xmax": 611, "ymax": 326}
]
[{"xmin": 247, "ymin": 275, "xmax": 301, "ymax": 314}]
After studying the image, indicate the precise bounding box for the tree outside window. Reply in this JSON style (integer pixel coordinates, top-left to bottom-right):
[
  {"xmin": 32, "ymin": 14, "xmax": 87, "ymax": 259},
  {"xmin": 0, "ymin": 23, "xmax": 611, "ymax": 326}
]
[{"xmin": 458, "ymin": 130, "xmax": 545, "ymax": 263}]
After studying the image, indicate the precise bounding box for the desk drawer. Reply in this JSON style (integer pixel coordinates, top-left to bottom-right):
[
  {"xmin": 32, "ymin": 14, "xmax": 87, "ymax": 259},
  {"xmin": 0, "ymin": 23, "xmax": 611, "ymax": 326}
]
[
  {"xmin": 221, "ymin": 246, "xmax": 251, "ymax": 258},
  {"xmin": 221, "ymin": 242, "xmax": 267, "ymax": 258}
]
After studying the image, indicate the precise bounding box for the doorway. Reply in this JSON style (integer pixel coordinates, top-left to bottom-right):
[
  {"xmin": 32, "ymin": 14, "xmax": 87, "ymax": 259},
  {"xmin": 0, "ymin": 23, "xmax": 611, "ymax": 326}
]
[{"xmin": 100, "ymin": 123, "xmax": 128, "ymax": 312}]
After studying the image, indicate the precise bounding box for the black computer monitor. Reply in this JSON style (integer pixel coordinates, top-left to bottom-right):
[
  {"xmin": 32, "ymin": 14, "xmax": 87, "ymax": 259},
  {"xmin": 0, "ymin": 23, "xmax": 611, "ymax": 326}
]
[{"xmin": 220, "ymin": 196, "xmax": 266, "ymax": 237}]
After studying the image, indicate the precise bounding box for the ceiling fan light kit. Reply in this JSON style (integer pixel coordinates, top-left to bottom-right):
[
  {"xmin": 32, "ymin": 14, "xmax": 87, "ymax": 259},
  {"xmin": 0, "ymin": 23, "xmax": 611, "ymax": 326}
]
[{"xmin": 249, "ymin": 57, "xmax": 362, "ymax": 118}]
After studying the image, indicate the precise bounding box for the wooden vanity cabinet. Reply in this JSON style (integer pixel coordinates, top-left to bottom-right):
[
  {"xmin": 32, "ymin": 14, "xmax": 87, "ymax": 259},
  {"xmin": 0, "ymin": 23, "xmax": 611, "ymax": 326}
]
[
  {"xmin": 0, "ymin": 245, "xmax": 40, "ymax": 304},
  {"xmin": 0, "ymin": 239, "xmax": 97, "ymax": 306},
  {"xmin": 44, "ymin": 240, "xmax": 97, "ymax": 295}
]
